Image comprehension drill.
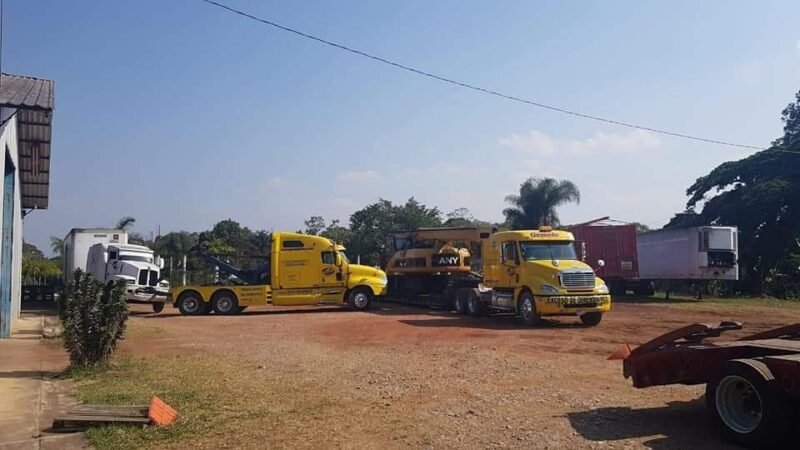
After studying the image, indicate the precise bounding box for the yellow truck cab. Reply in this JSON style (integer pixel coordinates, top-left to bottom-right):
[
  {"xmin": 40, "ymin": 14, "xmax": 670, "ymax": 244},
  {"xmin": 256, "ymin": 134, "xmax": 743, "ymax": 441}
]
[
  {"xmin": 455, "ymin": 227, "xmax": 611, "ymax": 326},
  {"xmin": 171, "ymin": 232, "xmax": 387, "ymax": 315}
]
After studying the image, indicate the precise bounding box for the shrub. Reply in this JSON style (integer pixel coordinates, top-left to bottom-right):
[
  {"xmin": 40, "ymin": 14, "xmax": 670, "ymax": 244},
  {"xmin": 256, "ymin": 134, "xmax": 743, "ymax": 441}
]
[{"xmin": 61, "ymin": 269, "xmax": 128, "ymax": 367}]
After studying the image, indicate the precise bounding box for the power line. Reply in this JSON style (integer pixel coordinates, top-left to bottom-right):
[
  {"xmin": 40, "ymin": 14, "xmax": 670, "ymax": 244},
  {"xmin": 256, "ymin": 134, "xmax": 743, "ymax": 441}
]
[{"xmin": 200, "ymin": 0, "xmax": 769, "ymax": 151}]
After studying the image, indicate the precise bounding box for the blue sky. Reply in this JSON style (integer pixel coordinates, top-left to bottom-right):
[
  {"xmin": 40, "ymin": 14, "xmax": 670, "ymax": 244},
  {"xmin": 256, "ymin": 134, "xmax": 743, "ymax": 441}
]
[{"xmin": 8, "ymin": 0, "xmax": 799, "ymax": 253}]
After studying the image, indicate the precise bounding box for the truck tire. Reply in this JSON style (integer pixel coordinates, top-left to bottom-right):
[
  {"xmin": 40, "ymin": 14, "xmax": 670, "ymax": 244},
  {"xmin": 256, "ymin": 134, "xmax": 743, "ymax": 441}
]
[
  {"xmin": 580, "ymin": 312, "xmax": 602, "ymax": 326},
  {"xmin": 347, "ymin": 287, "xmax": 372, "ymax": 311},
  {"xmin": 211, "ymin": 290, "xmax": 240, "ymax": 315},
  {"xmin": 466, "ymin": 289, "xmax": 486, "ymax": 317},
  {"xmin": 177, "ymin": 291, "xmax": 206, "ymax": 316},
  {"xmin": 517, "ymin": 291, "xmax": 542, "ymax": 326},
  {"xmin": 151, "ymin": 302, "xmax": 165, "ymax": 313},
  {"xmin": 706, "ymin": 359, "xmax": 787, "ymax": 448},
  {"xmin": 634, "ymin": 281, "xmax": 655, "ymax": 296},
  {"xmin": 454, "ymin": 289, "xmax": 468, "ymax": 315}
]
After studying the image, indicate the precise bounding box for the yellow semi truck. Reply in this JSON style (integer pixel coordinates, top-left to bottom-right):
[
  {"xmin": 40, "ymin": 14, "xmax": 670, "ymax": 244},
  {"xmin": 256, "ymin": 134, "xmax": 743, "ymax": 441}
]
[
  {"xmin": 468, "ymin": 227, "xmax": 611, "ymax": 326},
  {"xmin": 386, "ymin": 226, "xmax": 611, "ymax": 326},
  {"xmin": 170, "ymin": 232, "xmax": 387, "ymax": 315}
]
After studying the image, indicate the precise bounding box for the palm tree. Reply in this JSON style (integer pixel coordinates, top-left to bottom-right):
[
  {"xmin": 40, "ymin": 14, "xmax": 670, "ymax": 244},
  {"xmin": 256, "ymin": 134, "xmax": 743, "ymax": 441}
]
[
  {"xmin": 49, "ymin": 236, "xmax": 65, "ymax": 257},
  {"xmin": 503, "ymin": 178, "xmax": 580, "ymax": 229},
  {"xmin": 115, "ymin": 216, "xmax": 136, "ymax": 231}
]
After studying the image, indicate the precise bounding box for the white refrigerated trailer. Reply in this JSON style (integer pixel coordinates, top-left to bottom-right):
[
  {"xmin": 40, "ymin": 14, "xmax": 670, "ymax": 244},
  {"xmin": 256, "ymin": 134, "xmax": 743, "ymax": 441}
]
[
  {"xmin": 63, "ymin": 228, "xmax": 169, "ymax": 312},
  {"xmin": 637, "ymin": 226, "xmax": 739, "ymax": 281}
]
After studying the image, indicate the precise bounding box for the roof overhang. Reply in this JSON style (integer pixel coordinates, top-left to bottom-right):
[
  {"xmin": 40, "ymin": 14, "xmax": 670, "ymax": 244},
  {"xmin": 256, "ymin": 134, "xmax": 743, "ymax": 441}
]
[{"xmin": 0, "ymin": 73, "xmax": 55, "ymax": 210}]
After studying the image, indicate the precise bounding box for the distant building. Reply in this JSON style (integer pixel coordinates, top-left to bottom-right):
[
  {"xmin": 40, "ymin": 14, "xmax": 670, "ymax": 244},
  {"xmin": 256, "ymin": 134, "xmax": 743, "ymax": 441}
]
[{"xmin": 0, "ymin": 73, "xmax": 54, "ymax": 338}]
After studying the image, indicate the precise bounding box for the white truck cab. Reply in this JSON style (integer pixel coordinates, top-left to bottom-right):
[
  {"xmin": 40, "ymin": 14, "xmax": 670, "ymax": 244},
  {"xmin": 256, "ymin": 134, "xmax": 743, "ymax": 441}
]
[{"xmin": 64, "ymin": 228, "xmax": 169, "ymax": 312}]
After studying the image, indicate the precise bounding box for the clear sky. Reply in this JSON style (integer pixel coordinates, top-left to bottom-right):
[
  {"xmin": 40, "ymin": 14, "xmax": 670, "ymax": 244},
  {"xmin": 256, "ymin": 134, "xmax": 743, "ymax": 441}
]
[{"xmin": 8, "ymin": 0, "xmax": 800, "ymax": 253}]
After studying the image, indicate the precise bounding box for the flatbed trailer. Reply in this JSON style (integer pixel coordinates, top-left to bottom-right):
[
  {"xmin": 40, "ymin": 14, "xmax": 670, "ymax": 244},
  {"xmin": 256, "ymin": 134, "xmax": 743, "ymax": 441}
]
[{"xmin": 613, "ymin": 322, "xmax": 800, "ymax": 447}]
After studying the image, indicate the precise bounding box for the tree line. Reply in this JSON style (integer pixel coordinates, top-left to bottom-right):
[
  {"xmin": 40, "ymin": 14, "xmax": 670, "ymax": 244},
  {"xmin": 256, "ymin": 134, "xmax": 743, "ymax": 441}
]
[{"xmin": 27, "ymin": 90, "xmax": 800, "ymax": 298}]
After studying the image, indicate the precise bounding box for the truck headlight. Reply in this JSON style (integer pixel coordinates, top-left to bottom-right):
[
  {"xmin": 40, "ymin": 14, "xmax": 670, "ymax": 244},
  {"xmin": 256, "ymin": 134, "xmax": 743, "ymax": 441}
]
[
  {"xmin": 596, "ymin": 284, "xmax": 609, "ymax": 294},
  {"xmin": 540, "ymin": 284, "xmax": 559, "ymax": 295}
]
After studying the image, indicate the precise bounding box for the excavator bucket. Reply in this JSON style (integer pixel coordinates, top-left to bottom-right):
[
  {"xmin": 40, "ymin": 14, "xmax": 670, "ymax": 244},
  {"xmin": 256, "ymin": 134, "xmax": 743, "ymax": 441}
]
[{"xmin": 608, "ymin": 343, "xmax": 631, "ymax": 360}]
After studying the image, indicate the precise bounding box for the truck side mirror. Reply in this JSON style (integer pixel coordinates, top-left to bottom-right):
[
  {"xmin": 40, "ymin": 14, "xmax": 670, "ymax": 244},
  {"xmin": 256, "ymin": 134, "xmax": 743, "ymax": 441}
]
[
  {"xmin": 158, "ymin": 257, "xmax": 165, "ymax": 269},
  {"xmin": 335, "ymin": 253, "xmax": 343, "ymax": 267}
]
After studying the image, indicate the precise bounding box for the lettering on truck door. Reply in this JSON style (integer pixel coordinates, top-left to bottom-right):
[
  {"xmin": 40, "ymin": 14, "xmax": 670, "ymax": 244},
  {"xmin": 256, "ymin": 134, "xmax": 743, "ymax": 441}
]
[
  {"xmin": 318, "ymin": 250, "xmax": 345, "ymax": 303},
  {"xmin": 273, "ymin": 239, "xmax": 318, "ymax": 305}
]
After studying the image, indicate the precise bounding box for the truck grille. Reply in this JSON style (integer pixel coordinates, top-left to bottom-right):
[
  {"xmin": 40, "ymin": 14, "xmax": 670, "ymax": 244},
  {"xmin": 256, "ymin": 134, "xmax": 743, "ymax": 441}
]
[
  {"xmin": 149, "ymin": 270, "xmax": 159, "ymax": 286},
  {"xmin": 560, "ymin": 271, "xmax": 595, "ymax": 289},
  {"xmin": 138, "ymin": 269, "xmax": 148, "ymax": 286}
]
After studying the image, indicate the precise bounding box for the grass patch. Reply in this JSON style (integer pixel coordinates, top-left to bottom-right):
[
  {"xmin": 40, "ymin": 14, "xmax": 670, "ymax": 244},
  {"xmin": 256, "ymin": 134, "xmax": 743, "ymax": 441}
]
[
  {"xmin": 615, "ymin": 293, "xmax": 800, "ymax": 311},
  {"xmin": 71, "ymin": 351, "xmax": 345, "ymax": 449}
]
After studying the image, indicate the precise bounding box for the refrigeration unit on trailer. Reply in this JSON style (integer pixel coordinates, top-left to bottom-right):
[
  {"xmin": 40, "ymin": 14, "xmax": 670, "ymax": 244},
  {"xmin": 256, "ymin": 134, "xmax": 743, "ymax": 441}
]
[
  {"xmin": 637, "ymin": 226, "xmax": 739, "ymax": 281},
  {"xmin": 63, "ymin": 228, "xmax": 169, "ymax": 312}
]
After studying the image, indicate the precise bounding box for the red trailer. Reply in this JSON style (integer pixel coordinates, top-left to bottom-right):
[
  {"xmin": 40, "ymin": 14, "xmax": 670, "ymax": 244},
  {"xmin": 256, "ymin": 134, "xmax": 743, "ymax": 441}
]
[
  {"xmin": 612, "ymin": 322, "xmax": 800, "ymax": 448},
  {"xmin": 567, "ymin": 218, "xmax": 652, "ymax": 295}
]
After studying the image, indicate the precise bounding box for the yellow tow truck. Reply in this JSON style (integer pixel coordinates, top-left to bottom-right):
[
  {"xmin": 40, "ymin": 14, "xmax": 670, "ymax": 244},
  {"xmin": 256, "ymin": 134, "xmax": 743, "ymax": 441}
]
[{"xmin": 170, "ymin": 232, "xmax": 387, "ymax": 315}]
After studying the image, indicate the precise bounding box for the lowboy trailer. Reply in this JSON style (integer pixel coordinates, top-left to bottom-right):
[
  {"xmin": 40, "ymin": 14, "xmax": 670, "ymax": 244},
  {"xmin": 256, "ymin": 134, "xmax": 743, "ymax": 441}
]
[{"xmin": 611, "ymin": 322, "xmax": 800, "ymax": 448}]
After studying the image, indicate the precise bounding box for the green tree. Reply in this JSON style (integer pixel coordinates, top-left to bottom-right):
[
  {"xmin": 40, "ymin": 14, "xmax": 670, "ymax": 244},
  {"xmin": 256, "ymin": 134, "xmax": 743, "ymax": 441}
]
[
  {"xmin": 503, "ymin": 177, "xmax": 580, "ymax": 229},
  {"xmin": 348, "ymin": 198, "xmax": 442, "ymax": 265},
  {"xmin": 774, "ymin": 89, "xmax": 800, "ymax": 146},
  {"xmin": 22, "ymin": 242, "xmax": 61, "ymax": 285},
  {"xmin": 303, "ymin": 216, "xmax": 326, "ymax": 235},
  {"xmin": 321, "ymin": 219, "xmax": 352, "ymax": 244},
  {"xmin": 115, "ymin": 216, "xmax": 136, "ymax": 231},
  {"xmin": 665, "ymin": 141, "xmax": 800, "ymax": 294}
]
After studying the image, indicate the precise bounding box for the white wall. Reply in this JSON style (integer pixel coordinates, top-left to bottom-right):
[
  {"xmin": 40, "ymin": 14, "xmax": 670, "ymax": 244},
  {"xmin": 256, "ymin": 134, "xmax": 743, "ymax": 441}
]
[{"xmin": 0, "ymin": 107, "xmax": 23, "ymax": 331}]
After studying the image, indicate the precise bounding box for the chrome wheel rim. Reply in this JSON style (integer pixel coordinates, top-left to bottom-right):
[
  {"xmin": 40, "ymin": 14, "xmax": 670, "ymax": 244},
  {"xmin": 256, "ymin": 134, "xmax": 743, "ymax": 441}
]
[
  {"xmin": 521, "ymin": 297, "xmax": 533, "ymax": 321},
  {"xmin": 183, "ymin": 297, "xmax": 199, "ymax": 313},
  {"xmin": 716, "ymin": 375, "xmax": 763, "ymax": 434},
  {"xmin": 353, "ymin": 292, "xmax": 369, "ymax": 309},
  {"xmin": 217, "ymin": 296, "xmax": 233, "ymax": 312}
]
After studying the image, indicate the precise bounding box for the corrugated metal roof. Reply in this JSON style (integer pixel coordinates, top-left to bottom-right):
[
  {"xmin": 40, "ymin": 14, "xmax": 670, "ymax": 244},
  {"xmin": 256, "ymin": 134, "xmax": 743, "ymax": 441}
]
[
  {"xmin": 0, "ymin": 73, "xmax": 55, "ymax": 210},
  {"xmin": 0, "ymin": 73, "xmax": 54, "ymax": 111}
]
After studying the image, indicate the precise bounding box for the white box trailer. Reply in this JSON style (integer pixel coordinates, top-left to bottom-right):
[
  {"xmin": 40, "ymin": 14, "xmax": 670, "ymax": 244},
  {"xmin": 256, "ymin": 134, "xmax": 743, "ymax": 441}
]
[
  {"xmin": 63, "ymin": 228, "xmax": 128, "ymax": 278},
  {"xmin": 637, "ymin": 226, "xmax": 738, "ymax": 281},
  {"xmin": 63, "ymin": 228, "xmax": 169, "ymax": 312}
]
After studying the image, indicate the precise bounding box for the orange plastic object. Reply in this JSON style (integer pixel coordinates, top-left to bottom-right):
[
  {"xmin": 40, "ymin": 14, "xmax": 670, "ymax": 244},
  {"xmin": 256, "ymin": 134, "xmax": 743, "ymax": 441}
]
[
  {"xmin": 148, "ymin": 396, "xmax": 178, "ymax": 426},
  {"xmin": 607, "ymin": 343, "xmax": 631, "ymax": 360}
]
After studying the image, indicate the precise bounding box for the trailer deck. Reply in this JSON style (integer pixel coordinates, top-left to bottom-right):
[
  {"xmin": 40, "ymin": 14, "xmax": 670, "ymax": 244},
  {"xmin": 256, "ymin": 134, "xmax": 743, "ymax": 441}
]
[{"xmin": 614, "ymin": 321, "xmax": 800, "ymax": 447}]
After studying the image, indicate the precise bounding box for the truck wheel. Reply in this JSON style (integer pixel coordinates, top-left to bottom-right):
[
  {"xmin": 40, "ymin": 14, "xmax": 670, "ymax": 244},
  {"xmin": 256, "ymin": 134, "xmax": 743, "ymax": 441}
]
[
  {"xmin": 347, "ymin": 287, "xmax": 372, "ymax": 311},
  {"xmin": 517, "ymin": 291, "xmax": 541, "ymax": 326},
  {"xmin": 466, "ymin": 289, "xmax": 486, "ymax": 317},
  {"xmin": 212, "ymin": 290, "xmax": 240, "ymax": 315},
  {"xmin": 580, "ymin": 312, "xmax": 602, "ymax": 326},
  {"xmin": 454, "ymin": 289, "xmax": 468, "ymax": 315},
  {"xmin": 177, "ymin": 292, "xmax": 205, "ymax": 316},
  {"xmin": 707, "ymin": 359, "xmax": 787, "ymax": 448},
  {"xmin": 151, "ymin": 302, "xmax": 165, "ymax": 313}
]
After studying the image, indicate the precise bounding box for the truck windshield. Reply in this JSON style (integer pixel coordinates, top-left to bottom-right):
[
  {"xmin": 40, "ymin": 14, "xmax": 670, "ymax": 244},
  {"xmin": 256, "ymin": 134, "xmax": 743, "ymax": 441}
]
[
  {"xmin": 520, "ymin": 241, "xmax": 577, "ymax": 261},
  {"xmin": 119, "ymin": 253, "xmax": 154, "ymax": 263}
]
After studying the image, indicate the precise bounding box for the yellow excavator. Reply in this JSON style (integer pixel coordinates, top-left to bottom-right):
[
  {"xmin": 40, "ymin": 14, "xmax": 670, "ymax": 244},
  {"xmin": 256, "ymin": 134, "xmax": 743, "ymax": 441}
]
[{"xmin": 384, "ymin": 226, "xmax": 496, "ymax": 307}]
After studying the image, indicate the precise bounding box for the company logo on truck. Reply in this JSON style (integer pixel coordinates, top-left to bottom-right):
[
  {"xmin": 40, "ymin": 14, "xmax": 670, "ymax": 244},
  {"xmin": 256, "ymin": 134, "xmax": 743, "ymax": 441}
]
[{"xmin": 432, "ymin": 255, "xmax": 460, "ymax": 267}]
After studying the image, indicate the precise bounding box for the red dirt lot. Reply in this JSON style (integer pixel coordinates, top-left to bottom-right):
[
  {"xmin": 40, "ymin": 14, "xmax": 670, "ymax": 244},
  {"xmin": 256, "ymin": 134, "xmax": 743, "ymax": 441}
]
[{"xmin": 119, "ymin": 299, "xmax": 799, "ymax": 449}]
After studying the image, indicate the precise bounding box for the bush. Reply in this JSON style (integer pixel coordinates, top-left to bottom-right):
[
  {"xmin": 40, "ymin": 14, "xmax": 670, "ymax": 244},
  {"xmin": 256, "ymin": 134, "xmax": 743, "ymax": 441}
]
[{"xmin": 61, "ymin": 269, "xmax": 128, "ymax": 367}]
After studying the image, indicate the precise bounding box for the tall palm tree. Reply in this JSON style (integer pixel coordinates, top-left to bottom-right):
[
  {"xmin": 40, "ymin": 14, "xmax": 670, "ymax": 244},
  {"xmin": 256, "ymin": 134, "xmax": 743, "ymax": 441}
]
[
  {"xmin": 49, "ymin": 236, "xmax": 65, "ymax": 257},
  {"xmin": 115, "ymin": 216, "xmax": 136, "ymax": 231},
  {"xmin": 503, "ymin": 177, "xmax": 580, "ymax": 229}
]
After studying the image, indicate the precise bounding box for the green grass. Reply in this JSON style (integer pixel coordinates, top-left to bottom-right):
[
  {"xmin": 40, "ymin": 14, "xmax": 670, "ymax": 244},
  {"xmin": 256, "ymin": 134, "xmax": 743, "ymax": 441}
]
[
  {"xmin": 70, "ymin": 346, "xmax": 343, "ymax": 449},
  {"xmin": 615, "ymin": 293, "xmax": 800, "ymax": 311},
  {"xmin": 71, "ymin": 356, "xmax": 226, "ymax": 449}
]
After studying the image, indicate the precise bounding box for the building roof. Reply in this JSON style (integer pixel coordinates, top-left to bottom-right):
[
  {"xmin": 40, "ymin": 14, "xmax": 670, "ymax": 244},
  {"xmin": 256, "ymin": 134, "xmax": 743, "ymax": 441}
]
[
  {"xmin": 0, "ymin": 73, "xmax": 55, "ymax": 210},
  {"xmin": 0, "ymin": 73, "xmax": 54, "ymax": 110}
]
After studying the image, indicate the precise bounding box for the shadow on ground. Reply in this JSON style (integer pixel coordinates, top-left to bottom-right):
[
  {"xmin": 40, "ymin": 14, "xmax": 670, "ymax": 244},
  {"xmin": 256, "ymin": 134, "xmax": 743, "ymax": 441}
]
[{"xmin": 566, "ymin": 398, "xmax": 737, "ymax": 449}]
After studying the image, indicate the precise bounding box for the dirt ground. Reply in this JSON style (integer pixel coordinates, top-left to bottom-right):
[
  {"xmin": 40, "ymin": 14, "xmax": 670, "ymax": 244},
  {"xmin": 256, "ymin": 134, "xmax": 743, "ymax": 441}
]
[{"xmin": 117, "ymin": 298, "xmax": 800, "ymax": 449}]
